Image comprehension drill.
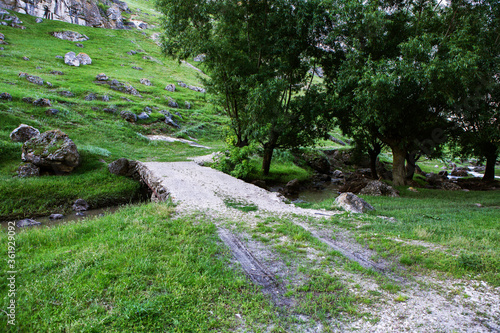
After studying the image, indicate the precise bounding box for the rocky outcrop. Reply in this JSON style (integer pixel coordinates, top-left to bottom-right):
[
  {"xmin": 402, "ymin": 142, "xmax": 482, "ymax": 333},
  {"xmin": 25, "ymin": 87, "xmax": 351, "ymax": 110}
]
[
  {"xmin": 0, "ymin": 0, "xmax": 130, "ymax": 29},
  {"xmin": 64, "ymin": 51, "xmax": 92, "ymax": 66},
  {"xmin": 21, "ymin": 129, "xmax": 80, "ymax": 174},
  {"xmin": 334, "ymin": 192, "xmax": 374, "ymax": 214},
  {"xmin": 10, "ymin": 124, "xmax": 40, "ymax": 142}
]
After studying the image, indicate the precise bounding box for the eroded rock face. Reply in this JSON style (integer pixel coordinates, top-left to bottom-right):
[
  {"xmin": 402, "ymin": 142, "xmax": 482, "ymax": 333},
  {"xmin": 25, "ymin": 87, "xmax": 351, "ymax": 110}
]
[
  {"xmin": 2, "ymin": 0, "xmax": 129, "ymax": 29},
  {"xmin": 10, "ymin": 124, "xmax": 40, "ymax": 142},
  {"xmin": 334, "ymin": 192, "xmax": 374, "ymax": 214},
  {"xmin": 21, "ymin": 130, "xmax": 80, "ymax": 174}
]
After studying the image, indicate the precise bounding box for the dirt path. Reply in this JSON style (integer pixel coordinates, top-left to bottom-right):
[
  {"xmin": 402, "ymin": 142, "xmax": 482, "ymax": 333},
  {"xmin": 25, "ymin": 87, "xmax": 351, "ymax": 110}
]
[{"xmin": 138, "ymin": 160, "xmax": 500, "ymax": 332}]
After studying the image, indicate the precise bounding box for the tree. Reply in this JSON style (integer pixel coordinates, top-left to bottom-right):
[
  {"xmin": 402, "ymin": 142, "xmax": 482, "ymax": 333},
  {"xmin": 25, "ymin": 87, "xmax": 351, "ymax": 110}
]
[
  {"xmin": 321, "ymin": 0, "xmax": 452, "ymax": 186},
  {"xmin": 157, "ymin": 0, "xmax": 334, "ymax": 174},
  {"xmin": 443, "ymin": 0, "xmax": 500, "ymax": 181}
]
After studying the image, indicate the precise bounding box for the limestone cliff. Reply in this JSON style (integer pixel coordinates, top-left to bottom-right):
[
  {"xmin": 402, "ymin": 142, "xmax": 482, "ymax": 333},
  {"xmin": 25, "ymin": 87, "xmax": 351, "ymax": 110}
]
[{"xmin": 0, "ymin": 0, "xmax": 131, "ymax": 29}]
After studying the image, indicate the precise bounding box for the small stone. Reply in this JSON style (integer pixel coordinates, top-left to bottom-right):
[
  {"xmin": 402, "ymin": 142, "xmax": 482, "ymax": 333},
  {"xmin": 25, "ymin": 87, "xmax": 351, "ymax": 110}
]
[
  {"xmin": 127, "ymin": 50, "xmax": 137, "ymax": 55},
  {"xmin": 0, "ymin": 92, "xmax": 12, "ymax": 101},
  {"xmin": 26, "ymin": 75, "xmax": 43, "ymax": 85},
  {"xmin": 96, "ymin": 73, "xmax": 108, "ymax": 81},
  {"xmin": 132, "ymin": 66, "xmax": 143, "ymax": 70},
  {"xmin": 58, "ymin": 90, "xmax": 74, "ymax": 97},
  {"xmin": 16, "ymin": 219, "xmax": 41, "ymax": 228},
  {"xmin": 167, "ymin": 97, "xmax": 178, "ymax": 108},
  {"xmin": 144, "ymin": 106, "xmax": 152, "ymax": 113},
  {"xmin": 103, "ymin": 108, "xmax": 117, "ymax": 113},
  {"xmin": 120, "ymin": 111, "xmax": 137, "ymax": 122},
  {"xmin": 22, "ymin": 97, "xmax": 34, "ymax": 104},
  {"xmin": 46, "ymin": 108, "xmax": 59, "ymax": 115},
  {"xmin": 102, "ymin": 95, "xmax": 110, "ymax": 102},
  {"xmin": 75, "ymin": 212, "xmax": 86, "ymax": 216},
  {"xmin": 55, "ymin": 55, "xmax": 63, "ymax": 59},
  {"xmin": 75, "ymin": 43, "xmax": 84, "ymax": 48},
  {"xmin": 46, "ymin": 82, "xmax": 53, "ymax": 87},
  {"xmin": 73, "ymin": 199, "xmax": 89, "ymax": 212},
  {"xmin": 49, "ymin": 214, "xmax": 64, "ymax": 220},
  {"xmin": 140, "ymin": 78, "xmax": 151, "ymax": 86},
  {"xmin": 165, "ymin": 84, "xmax": 176, "ymax": 92},
  {"xmin": 184, "ymin": 101, "xmax": 191, "ymax": 109},
  {"xmin": 22, "ymin": 56, "xmax": 29, "ymax": 61},
  {"xmin": 35, "ymin": 18, "xmax": 43, "ymax": 23},
  {"xmin": 85, "ymin": 93, "xmax": 97, "ymax": 101},
  {"xmin": 50, "ymin": 70, "xmax": 64, "ymax": 75},
  {"xmin": 16, "ymin": 163, "xmax": 40, "ymax": 178},
  {"xmin": 137, "ymin": 112, "xmax": 149, "ymax": 120},
  {"xmin": 33, "ymin": 98, "xmax": 51, "ymax": 107}
]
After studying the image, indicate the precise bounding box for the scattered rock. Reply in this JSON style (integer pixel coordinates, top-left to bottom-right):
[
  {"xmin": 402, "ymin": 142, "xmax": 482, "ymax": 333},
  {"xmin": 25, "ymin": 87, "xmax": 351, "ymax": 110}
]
[
  {"xmin": 441, "ymin": 182, "xmax": 462, "ymax": 191},
  {"xmin": 10, "ymin": 124, "xmax": 40, "ymax": 142},
  {"xmin": 35, "ymin": 18, "xmax": 43, "ymax": 23},
  {"xmin": 64, "ymin": 52, "xmax": 92, "ymax": 66},
  {"xmin": 55, "ymin": 55, "xmax": 63, "ymax": 59},
  {"xmin": 22, "ymin": 97, "xmax": 34, "ymax": 104},
  {"xmin": 50, "ymin": 70, "xmax": 64, "ymax": 75},
  {"xmin": 49, "ymin": 214, "xmax": 64, "ymax": 220},
  {"xmin": 96, "ymin": 73, "xmax": 108, "ymax": 81},
  {"xmin": 167, "ymin": 97, "xmax": 178, "ymax": 108},
  {"xmin": 103, "ymin": 107, "xmax": 117, "ymax": 113},
  {"xmin": 165, "ymin": 114, "xmax": 180, "ymax": 128},
  {"xmin": 107, "ymin": 79, "xmax": 142, "ymax": 97},
  {"xmin": 140, "ymin": 78, "xmax": 151, "ymax": 86},
  {"xmin": 185, "ymin": 101, "xmax": 191, "ymax": 109},
  {"xmin": 0, "ymin": 32, "xmax": 4, "ymax": 40},
  {"xmin": 22, "ymin": 130, "xmax": 80, "ymax": 174},
  {"xmin": 165, "ymin": 84, "xmax": 175, "ymax": 92},
  {"xmin": 284, "ymin": 178, "xmax": 301, "ymax": 195},
  {"xmin": 76, "ymin": 52, "xmax": 92, "ymax": 65},
  {"xmin": 132, "ymin": 66, "xmax": 143, "ymax": 70},
  {"xmin": 22, "ymin": 56, "xmax": 29, "ymax": 61},
  {"xmin": 75, "ymin": 43, "xmax": 84, "ymax": 48},
  {"xmin": 33, "ymin": 98, "xmax": 51, "ymax": 107},
  {"xmin": 85, "ymin": 93, "xmax": 97, "ymax": 101},
  {"xmin": 0, "ymin": 92, "xmax": 12, "ymax": 101},
  {"xmin": 46, "ymin": 108, "xmax": 59, "ymax": 116},
  {"xmin": 26, "ymin": 75, "xmax": 43, "ymax": 85},
  {"xmin": 188, "ymin": 85, "xmax": 206, "ymax": 93},
  {"xmin": 73, "ymin": 199, "xmax": 89, "ymax": 212},
  {"xmin": 334, "ymin": 192, "xmax": 374, "ymax": 214},
  {"xmin": 16, "ymin": 219, "xmax": 41, "ymax": 228},
  {"xmin": 108, "ymin": 158, "xmax": 138, "ymax": 177},
  {"xmin": 120, "ymin": 111, "xmax": 137, "ymax": 122},
  {"xmin": 16, "ymin": 163, "xmax": 40, "ymax": 178},
  {"xmin": 102, "ymin": 95, "xmax": 110, "ymax": 102},
  {"xmin": 52, "ymin": 31, "xmax": 89, "ymax": 42},
  {"xmin": 144, "ymin": 106, "xmax": 152, "ymax": 113},
  {"xmin": 127, "ymin": 50, "xmax": 137, "ymax": 55},
  {"xmin": 58, "ymin": 90, "xmax": 74, "ymax": 97},
  {"xmin": 75, "ymin": 212, "xmax": 86, "ymax": 216},
  {"xmin": 359, "ymin": 180, "xmax": 399, "ymax": 197},
  {"xmin": 137, "ymin": 112, "xmax": 149, "ymax": 120},
  {"xmin": 138, "ymin": 23, "xmax": 147, "ymax": 29}
]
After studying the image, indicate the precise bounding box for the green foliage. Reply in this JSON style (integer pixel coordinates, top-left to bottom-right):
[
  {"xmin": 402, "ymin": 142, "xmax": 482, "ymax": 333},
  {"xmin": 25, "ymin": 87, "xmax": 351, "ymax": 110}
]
[{"xmin": 212, "ymin": 140, "xmax": 257, "ymax": 179}]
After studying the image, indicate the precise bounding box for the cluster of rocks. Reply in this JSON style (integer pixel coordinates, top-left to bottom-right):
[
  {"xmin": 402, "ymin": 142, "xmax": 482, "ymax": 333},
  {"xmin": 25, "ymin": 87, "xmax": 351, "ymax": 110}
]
[
  {"xmin": 18, "ymin": 72, "xmax": 52, "ymax": 87},
  {"xmin": 177, "ymin": 81, "xmax": 206, "ymax": 93},
  {"xmin": 0, "ymin": 8, "xmax": 25, "ymax": 29},
  {"xmin": 52, "ymin": 31, "xmax": 89, "ymax": 42},
  {"xmin": 95, "ymin": 76, "xmax": 142, "ymax": 97},
  {"xmin": 10, "ymin": 124, "xmax": 80, "ymax": 177},
  {"xmin": 16, "ymin": 198, "xmax": 90, "ymax": 228}
]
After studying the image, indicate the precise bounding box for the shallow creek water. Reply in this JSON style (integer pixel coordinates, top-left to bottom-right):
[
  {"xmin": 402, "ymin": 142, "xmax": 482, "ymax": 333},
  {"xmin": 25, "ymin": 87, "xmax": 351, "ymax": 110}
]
[{"xmin": 1, "ymin": 206, "xmax": 122, "ymax": 229}]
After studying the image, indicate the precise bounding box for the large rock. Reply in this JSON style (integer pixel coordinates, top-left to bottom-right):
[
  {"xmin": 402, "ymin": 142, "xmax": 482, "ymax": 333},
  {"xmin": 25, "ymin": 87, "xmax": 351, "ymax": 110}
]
[
  {"xmin": 26, "ymin": 75, "xmax": 43, "ymax": 85},
  {"xmin": 108, "ymin": 158, "xmax": 138, "ymax": 177},
  {"xmin": 21, "ymin": 130, "xmax": 80, "ymax": 174},
  {"xmin": 73, "ymin": 198, "xmax": 89, "ymax": 211},
  {"xmin": 120, "ymin": 111, "xmax": 137, "ymax": 122},
  {"xmin": 64, "ymin": 52, "xmax": 92, "ymax": 66},
  {"xmin": 165, "ymin": 84, "xmax": 175, "ymax": 92},
  {"xmin": 33, "ymin": 98, "xmax": 51, "ymax": 107},
  {"xmin": 76, "ymin": 53, "xmax": 92, "ymax": 65},
  {"xmin": 334, "ymin": 192, "xmax": 374, "ymax": 214},
  {"xmin": 52, "ymin": 31, "xmax": 89, "ymax": 42},
  {"xmin": 359, "ymin": 180, "xmax": 399, "ymax": 197},
  {"xmin": 10, "ymin": 124, "xmax": 40, "ymax": 142}
]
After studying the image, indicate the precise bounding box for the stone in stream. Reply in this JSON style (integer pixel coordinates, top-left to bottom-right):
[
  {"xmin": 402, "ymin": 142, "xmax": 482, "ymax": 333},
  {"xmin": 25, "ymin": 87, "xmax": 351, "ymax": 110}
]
[
  {"xmin": 49, "ymin": 214, "xmax": 64, "ymax": 220},
  {"xmin": 73, "ymin": 199, "xmax": 89, "ymax": 212},
  {"xmin": 16, "ymin": 219, "xmax": 41, "ymax": 228},
  {"xmin": 334, "ymin": 192, "xmax": 374, "ymax": 214}
]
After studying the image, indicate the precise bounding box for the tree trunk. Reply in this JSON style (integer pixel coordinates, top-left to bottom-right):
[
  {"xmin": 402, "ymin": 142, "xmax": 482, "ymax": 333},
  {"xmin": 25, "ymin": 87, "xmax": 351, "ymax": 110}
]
[
  {"xmin": 483, "ymin": 151, "xmax": 498, "ymax": 181},
  {"xmin": 391, "ymin": 146, "xmax": 407, "ymax": 186},
  {"xmin": 405, "ymin": 152, "xmax": 419, "ymax": 181},
  {"xmin": 368, "ymin": 142, "xmax": 381, "ymax": 179},
  {"xmin": 262, "ymin": 144, "xmax": 275, "ymax": 175}
]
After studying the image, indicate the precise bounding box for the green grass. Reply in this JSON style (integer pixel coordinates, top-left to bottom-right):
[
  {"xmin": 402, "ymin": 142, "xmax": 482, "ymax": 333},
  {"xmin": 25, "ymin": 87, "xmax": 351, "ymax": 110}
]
[
  {"xmin": 223, "ymin": 198, "xmax": 258, "ymax": 212},
  {"xmin": 0, "ymin": 9, "xmax": 226, "ymax": 218},
  {"xmin": 302, "ymin": 189, "xmax": 500, "ymax": 285},
  {"xmin": 0, "ymin": 203, "xmax": 278, "ymax": 331}
]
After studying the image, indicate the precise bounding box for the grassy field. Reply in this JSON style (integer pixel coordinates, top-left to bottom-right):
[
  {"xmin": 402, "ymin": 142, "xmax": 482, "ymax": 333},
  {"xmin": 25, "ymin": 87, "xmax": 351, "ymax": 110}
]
[
  {"xmin": 0, "ymin": 8, "xmax": 226, "ymax": 219},
  {"xmin": 297, "ymin": 188, "xmax": 500, "ymax": 286}
]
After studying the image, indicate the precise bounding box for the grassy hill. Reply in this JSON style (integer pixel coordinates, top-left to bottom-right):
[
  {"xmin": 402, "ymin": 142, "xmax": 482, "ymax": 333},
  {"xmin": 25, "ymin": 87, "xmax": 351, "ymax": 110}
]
[{"xmin": 0, "ymin": 7, "xmax": 227, "ymax": 219}]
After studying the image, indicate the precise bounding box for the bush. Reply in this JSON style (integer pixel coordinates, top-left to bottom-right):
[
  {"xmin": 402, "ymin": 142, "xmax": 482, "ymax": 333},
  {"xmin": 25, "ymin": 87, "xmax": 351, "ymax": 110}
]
[{"xmin": 213, "ymin": 140, "xmax": 257, "ymax": 179}]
